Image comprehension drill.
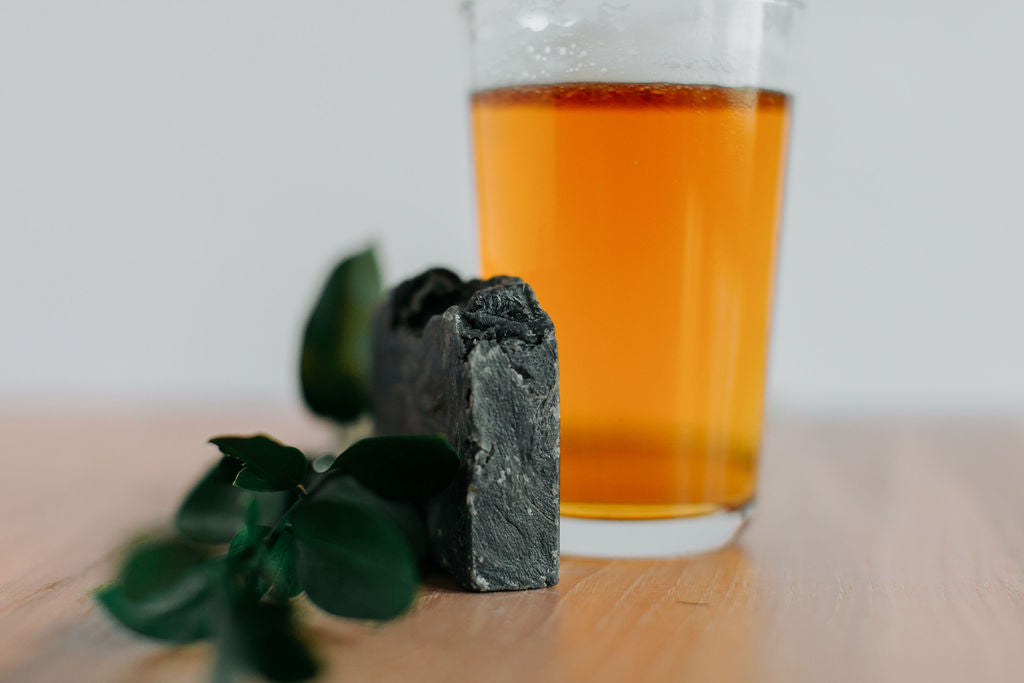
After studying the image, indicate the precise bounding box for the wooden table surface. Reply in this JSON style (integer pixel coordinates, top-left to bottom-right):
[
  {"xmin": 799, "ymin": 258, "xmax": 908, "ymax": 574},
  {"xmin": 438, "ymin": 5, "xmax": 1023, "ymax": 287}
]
[{"xmin": 1, "ymin": 410, "xmax": 1022, "ymax": 683}]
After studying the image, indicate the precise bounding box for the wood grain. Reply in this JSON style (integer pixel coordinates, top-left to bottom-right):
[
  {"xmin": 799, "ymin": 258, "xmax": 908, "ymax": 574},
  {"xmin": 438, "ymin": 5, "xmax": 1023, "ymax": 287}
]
[{"xmin": 1, "ymin": 409, "xmax": 1022, "ymax": 682}]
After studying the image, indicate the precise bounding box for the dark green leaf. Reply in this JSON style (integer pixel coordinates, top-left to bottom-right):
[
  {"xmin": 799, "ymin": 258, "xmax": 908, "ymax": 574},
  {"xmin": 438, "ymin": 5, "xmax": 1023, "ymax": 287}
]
[
  {"xmin": 221, "ymin": 494, "xmax": 301, "ymax": 602},
  {"xmin": 327, "ymin": 435, "xmax": 460, "ymax": 500},
  {"xmin": 175, "ymin": 458, "xmax": 245, "ymax": 543},
  {"xmin": 95, "ymin": 538, "xmax": 214, "ymax": 643},
  {"xmin": 227, "ymin": 523, "xmax": 269, "ymax": 560},
  {"xmin": 265, "ymin": 531, "xmax": 302, "ymax": 600},
  {"xmin": 177, "ymin": 458, "xmax": 293, "ymax": 544},
  {"xmin": 224, "ymin": 530, "xmax": 269, "ymax": 598},
  {"xmin": 291, "ymin": 500, "xmax": 418, "ymax": 620},
  {"xmin": 96, "ymin": 583, "xmax": 212, "ymax": 644},
  {"xmin": 117, "ymin": 538, "xmax": 211, "ymax": 601},
  {"xmin": 255, "ymin": 491, "xmax": 294, "ymax": 524},
  {"xmin": 313, "ymin": 476, "xmax": 429, "ymax": 560},
  {"xmin": 247, "ymin": 494, "xmax": 265, "ymax": 529},
  {"xmin": 299, "ymin": 248, "xmax": 381, "ymax": 423},
  {"xmin": 219, "ymin": 589, "xmax": 318, "ymax": 682},
  {"xmin": 210, "ymin": 435, "xmax": 307, "ymax": 492}
]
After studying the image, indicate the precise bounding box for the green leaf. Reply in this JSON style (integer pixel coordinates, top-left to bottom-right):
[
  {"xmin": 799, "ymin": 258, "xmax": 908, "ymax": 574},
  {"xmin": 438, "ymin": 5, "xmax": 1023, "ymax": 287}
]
[
  {"xmin": 95, "ymin": 538, "xmax": 214, "ymax": 643},
  {"xmin": 227, "ymin": 524, "xmax": 269, "ymax": 561},
  {"xmin": 177, "ymin": 458, "xmax": 294, "ymax": 544},
  {"xmin": 210, "ymin": 435, "xmax": 308, "ymax": 492},
  {"xmin": 299, "ymin": 248, "xmax": 382, "ymax": 423},
  {"xmin": 223, "ymin": 496, "xmax": 300, "ymax": 601},
  {"xmin": 234, "ymin": 602, "xmax": 318, "ymax": 682},
  {"xmin": 327, "ymin": 435, "xmax": 460, "ymax": 500},
  {"xmin": 291, "ymin": 500, "xmax": 418, "ymax": 620},
  {"xmin": 265, "ymin": 531, "xmax": 302, "ymax": 600},
  {"xmin": 218, "ymin": 586, "xmax": 318, "ymax": 682},
  {"xmin": 313, "ymin": 477, "xmax": 429, "ymax": 560},
  {"xmin": 224, "ymin": 528, "xmax": 269, "ymax": 598},
  {"xmin": 117, "ymin": 538, "xmax": 211, "ymax": 600},
  {"xmin": 176, "ymin": 458, "xmax": 245, "ymax": 543}
]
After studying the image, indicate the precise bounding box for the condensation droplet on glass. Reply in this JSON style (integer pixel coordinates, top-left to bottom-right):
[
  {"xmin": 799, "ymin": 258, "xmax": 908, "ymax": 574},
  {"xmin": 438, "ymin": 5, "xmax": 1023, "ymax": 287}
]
[
  {"xmin": 558, "ymin": 47, "xmax": 568, "ymax": 56},
  {"xmin": 519, "ymin": 12, "xmax": 550, "ymax": 32}
]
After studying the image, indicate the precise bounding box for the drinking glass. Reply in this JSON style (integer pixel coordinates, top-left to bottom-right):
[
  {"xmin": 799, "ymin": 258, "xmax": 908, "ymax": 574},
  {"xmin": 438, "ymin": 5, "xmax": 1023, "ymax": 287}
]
[{"xmin": 465, "ymin": 0, "xmax": 801, "ymax": 556}]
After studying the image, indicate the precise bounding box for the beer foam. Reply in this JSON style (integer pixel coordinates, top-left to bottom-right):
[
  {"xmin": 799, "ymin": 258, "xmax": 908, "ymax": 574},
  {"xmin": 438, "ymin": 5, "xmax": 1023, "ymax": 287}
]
[{"xmin": 467, "ymin": 0, "xmax": 799, "ymax": 92}]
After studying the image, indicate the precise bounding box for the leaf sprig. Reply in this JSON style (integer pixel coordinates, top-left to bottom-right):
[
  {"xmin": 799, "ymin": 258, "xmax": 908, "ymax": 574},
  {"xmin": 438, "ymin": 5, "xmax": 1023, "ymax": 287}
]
[
  {"xmin": 97, "ymin": 433, "xmax": 459, "ymax": 682},
  {"xmin": 97, "ymin": 248, "xmax": 457, "ymax": 681}
]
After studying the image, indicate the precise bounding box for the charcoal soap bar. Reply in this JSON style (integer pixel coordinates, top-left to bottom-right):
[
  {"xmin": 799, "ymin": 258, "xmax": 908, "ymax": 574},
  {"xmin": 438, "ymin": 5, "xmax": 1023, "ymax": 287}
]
[{"xmin": 372, "ymin": 269, "xmax": 559, "ymax": 591}]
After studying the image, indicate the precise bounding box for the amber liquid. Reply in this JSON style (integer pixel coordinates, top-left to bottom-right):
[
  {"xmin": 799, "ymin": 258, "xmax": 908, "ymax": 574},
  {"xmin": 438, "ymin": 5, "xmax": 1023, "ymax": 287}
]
[{"xmin": 472, "ymin": 83, "xmax": 791, "ymax": 520}]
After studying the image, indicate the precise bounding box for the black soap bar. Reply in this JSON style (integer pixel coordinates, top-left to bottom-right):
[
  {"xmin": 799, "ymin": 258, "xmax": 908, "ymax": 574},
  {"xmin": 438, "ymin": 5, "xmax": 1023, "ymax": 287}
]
[{"xmin": 372, "ymin": 269, "xmax": 559, "ymax": 591}]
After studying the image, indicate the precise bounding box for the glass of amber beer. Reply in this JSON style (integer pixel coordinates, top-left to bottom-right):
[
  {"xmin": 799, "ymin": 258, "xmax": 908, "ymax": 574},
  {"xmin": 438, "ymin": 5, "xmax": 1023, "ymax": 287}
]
[{"xmin": 467, "ymin": 0, "xmax": 801, "ymax": 556}]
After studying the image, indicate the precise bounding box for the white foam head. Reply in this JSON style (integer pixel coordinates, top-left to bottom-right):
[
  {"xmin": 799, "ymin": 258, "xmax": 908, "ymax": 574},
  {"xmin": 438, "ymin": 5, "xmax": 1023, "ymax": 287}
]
[{"xmin": 465, "ymin": 0, "xmax": 802, "ymax": 92}]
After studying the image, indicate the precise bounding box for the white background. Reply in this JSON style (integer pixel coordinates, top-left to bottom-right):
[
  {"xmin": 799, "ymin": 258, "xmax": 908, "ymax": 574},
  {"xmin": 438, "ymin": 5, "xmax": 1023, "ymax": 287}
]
[{"xmin": 2, "ymin": 0, "xmax": 1022, "ymax": 413}]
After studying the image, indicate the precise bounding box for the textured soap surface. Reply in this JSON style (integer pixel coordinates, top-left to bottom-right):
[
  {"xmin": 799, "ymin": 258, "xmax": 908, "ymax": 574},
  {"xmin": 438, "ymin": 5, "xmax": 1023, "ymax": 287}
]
[{"xmin": 372, "ymin": 269, "xmax": 560, "ymax": 591}]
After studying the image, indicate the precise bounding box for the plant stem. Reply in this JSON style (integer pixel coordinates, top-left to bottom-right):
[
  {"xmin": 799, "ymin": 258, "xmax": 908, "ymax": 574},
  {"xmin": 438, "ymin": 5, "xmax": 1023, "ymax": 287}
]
[
  {"xmin": 264, "ymin": 495, "xmax": 304, "ymax": 548},
  {"xmin": 264, "ymin": 474, "xmax": 337, "ymax": 548}
]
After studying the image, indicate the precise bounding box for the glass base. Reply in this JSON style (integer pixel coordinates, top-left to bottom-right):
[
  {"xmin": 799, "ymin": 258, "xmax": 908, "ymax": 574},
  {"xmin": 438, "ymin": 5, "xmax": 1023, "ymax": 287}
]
[{"xmin": 560, "ymin": 503, "xmax": 753, "ymax": 558}]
